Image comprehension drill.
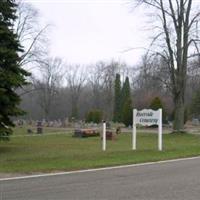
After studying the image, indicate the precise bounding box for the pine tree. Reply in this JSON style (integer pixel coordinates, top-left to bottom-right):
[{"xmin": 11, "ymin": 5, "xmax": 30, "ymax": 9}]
[
  {"xmin": 121, "ymin": 97, "xmax": 132, "ymax": 127},
  {"xmin": 121, "ymin": 77, "xmax": 132, "ymax": 126},
  {"xmin": 0, "ymin": 0, "xmax": 30, "ymax": 140},
  {"xmin": 113, "ymin": 73, "xmax": 121, "ymax": 122}
]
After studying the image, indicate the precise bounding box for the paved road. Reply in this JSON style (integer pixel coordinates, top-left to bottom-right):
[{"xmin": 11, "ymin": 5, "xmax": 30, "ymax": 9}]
[{"xmin": 1, "ymin": 158, "xmax": 200, "ymax": 200}]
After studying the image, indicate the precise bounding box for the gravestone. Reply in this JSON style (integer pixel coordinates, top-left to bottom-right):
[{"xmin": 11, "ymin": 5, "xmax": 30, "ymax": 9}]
[
  {"xmin": 106, "ymin": 131, "xmax": 116, "ymax": 140},
  {"xmin": 37, "ymin": 121, "xmax": 43, "ymax": 134},
  {"xmin": 192, "ymin": 118, "xmax": 199, "ymax": 126}
]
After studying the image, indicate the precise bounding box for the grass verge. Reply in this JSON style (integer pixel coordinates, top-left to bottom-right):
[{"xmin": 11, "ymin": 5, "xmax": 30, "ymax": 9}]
[{"xmin": 1, "ymin": 129, "xmax": 200, "ymax": 173}]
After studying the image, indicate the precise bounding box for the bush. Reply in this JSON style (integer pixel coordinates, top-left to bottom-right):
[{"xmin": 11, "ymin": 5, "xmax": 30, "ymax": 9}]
[
  {"xmin": 85, "ymin": 110, "xmax": 103, "ymax": 124},
  {"xmin": 149, "ymin": 97, "xmax": 167, "ymax": 123}
]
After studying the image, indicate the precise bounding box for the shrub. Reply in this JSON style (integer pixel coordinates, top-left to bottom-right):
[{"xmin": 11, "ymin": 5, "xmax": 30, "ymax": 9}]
[
  {"xmin": 85, "ymin": 110, "xmax": 103, "ymax": 124},
  {"xmin": 149, "ymin": 97, "xmax": 167, "ymax": 123}
]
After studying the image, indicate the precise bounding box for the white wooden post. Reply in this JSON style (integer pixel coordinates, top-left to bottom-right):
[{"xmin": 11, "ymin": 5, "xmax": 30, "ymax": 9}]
[
  {"xmin": 132, "ymin": 109, "xmax": 137, "ymax": 150},
  {"xmin": 158, "ymin": 109, "xmax": 162, "ymax": 151},
  {"xmin": 102, "ymin": 122, "xmax": 106, "ymax": 151}
]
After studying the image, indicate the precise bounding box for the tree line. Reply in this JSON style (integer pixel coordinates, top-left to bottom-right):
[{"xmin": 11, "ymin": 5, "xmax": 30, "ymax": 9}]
[{"xmin": 19, "ymin": 55, "xmax": 200, "ymax": 126}]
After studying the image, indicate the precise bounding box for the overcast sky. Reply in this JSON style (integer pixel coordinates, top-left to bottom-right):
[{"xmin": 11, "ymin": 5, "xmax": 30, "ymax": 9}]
[{"xmin": 25, "ymin": 0, "xmax": 152, "ymax": 66}]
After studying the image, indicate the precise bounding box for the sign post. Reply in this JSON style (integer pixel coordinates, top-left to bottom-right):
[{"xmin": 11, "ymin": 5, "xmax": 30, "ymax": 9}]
[
  {"xmin": 102, "ymin": 122, "xmax": 106, "ymax": 151},
  {"xmin": 132, "ymin": 109, "xmax": 137, "ymax": 150},
  {"xmin": 133, "ymin": 108, "xmax": 163, "ymax": 151},
  {"xmin": 158, "ymin": 108, "xmax": 162, "ymax": 151}
]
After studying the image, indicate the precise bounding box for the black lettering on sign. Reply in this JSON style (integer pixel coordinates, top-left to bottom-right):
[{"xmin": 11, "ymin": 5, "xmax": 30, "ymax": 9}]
[
  {"xmin": 139, "ymin": 118, "xmax": 158, "ymax": 124},
  {"xmin": 136, "ymin": 112, "xmax": 153, "ymax": 117}
]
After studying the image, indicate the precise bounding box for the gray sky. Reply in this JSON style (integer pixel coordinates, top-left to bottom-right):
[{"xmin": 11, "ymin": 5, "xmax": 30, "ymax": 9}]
[{"xmin": 26, "ymin": 0, "xmax": 150, "ymax": 66}]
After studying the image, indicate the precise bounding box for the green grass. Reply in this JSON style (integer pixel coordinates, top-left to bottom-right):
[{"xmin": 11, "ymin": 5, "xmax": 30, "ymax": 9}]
[
  {"xmin": 13, "ymin": 126, "xmax": 70, "ymax": 135},
  {"xmin": 1, "ymin": 128, "xmax": 200, "ymax": 173}
]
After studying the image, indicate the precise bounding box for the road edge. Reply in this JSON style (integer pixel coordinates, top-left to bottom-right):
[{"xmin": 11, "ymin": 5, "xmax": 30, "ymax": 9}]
[{"xmin": 1, "ymin": 155, "xmax": 200, "ymax": 182}]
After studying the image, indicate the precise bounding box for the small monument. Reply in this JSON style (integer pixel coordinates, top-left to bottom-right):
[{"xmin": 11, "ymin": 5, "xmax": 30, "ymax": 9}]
[{"xmin": 37, "ymin": 121, "xmax": 43, "ymax": 134}]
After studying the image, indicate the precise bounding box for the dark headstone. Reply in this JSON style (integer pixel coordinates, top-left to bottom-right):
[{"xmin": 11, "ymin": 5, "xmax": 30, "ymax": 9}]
[
  {"xmin": 37, "ymin": 121, "xmax": 43, "ymax": 134},
  {"xmin": 27, "ymin": 129, "xmax": 33, "ymax": 134},
  {"xmin": 101, "ymin": 131, "xmax": 116, "ymax": 140}
]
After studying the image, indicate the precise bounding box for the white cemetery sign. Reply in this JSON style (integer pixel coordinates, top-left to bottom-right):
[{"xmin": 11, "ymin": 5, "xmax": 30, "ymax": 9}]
[{"xmin": 132, "ymin": 109, "xmax": 163, "ymax": 151}]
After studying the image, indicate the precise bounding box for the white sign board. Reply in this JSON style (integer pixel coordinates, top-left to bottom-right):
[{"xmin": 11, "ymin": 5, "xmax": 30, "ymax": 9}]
[
  {"xmin": 135, "ymin": 109, "xmax": 160, "ymax": 126},
  {"xmin": 132, "ymin": 109, "xmax": 162, "ymax": 151}
]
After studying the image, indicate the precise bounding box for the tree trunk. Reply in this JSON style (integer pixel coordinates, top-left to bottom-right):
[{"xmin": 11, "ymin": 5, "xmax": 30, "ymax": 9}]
[{"xmin": 173, "ymin": 93, "xmax": 185, "ymax": 132}]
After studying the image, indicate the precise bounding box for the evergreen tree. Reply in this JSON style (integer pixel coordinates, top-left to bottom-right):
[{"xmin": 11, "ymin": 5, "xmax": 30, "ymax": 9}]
[
  {"xmin": 149, "ymin": 97, "xmax": 163, "ymax": 110},
  {"xmin": 149, "ymin": 97, "xmax": 166, "ymax": 123},
  {"xmin": 121, "ymin": 77, "xmax": 132, "ymax": 126},
  {"xmin": 0, "ymin": 0, "xmax": 30, "ymax": 140},
  {"xmin": 113, "ymin": 73, "xmax": 121, "ymax": 122},
  {"xmin": 121, "ymin": 97, "xmax": 132, "ymax": 127}
]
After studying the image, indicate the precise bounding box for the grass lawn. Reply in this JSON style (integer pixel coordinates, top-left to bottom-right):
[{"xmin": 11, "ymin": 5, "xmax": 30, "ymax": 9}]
[
  {"xmin": 1, "ymin": 128, "xmax": 200, "ymax": 173},
  {"xmin": 12, "ymin": 126, "xmax": 71, "ymax": 135}
]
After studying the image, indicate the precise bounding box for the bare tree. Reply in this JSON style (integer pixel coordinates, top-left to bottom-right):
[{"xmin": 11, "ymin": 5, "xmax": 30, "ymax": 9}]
[
  {"xmin": 133, "ymin": 55, "xmax": 165, "ymax": 110},
  {"xmin": 65, "ymin": 65, "xmax": 87, "ymax": 119},
  {"xmin": 15, "ymin": 0, "xmax": 49, "ymax": 69},
  {"xmin": 101, "ymin": 61, "xmax": 120, "ymax": 120},
  {"xmin": 33, "ymin": 57, "xmax": 65, "ymax": 120},
  {"xmin": 135, "ymin": 0, "xmax": 200, "ymax": 132},
  {"xmin": 88, "ymin": 62, "xmax": 106, "ymax": 109}
]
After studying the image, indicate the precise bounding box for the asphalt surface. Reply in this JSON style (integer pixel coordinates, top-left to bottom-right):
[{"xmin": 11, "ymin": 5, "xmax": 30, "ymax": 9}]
[{"xmin": 1, "ymin": 158, "xmax": 200, "ymax": 200}]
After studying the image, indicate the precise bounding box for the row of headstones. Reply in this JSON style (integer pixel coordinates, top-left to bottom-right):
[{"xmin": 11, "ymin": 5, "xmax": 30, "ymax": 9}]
[
  {"xmin": 15, "ymin": 118, "xmax": 200, "ymax": 128},
  {"xmin": 14, "ymin": 119, "xmax": 114, "ymax": 129},
  {"xmin": 14, "ymin": 119, "xmax": 68, "ymax": 127}
]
